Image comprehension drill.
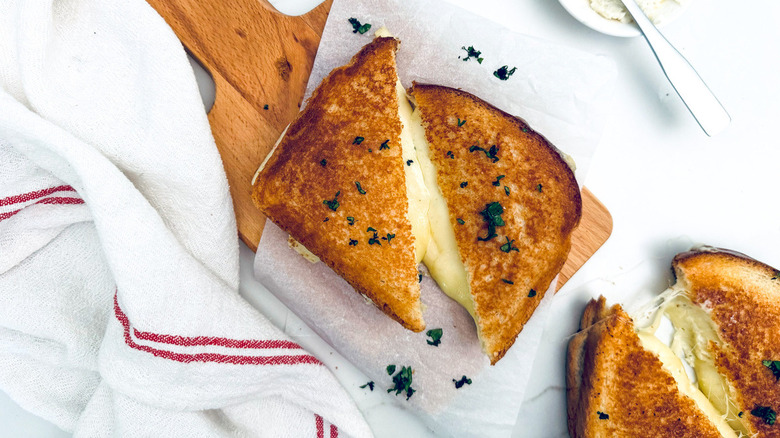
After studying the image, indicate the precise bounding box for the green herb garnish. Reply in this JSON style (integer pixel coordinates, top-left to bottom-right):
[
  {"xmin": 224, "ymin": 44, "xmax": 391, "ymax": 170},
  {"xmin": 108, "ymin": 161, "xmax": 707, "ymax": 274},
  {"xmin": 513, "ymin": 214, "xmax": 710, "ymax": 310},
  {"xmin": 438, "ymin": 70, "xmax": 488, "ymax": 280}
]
[
  {"xmin": 502, "ymin": 279, "xmax": 514, "ymax": 284},
  {"xmin": 469, "ymin": 144, "xmax": 499, "ymax": 163},
  {"xmin": 500, "ymin": 237, "xmax": 519, "ymax": 253},
  {"xmin": 446, "ymin": 151, "xmax": 455, "ymax": 159},
  {"xmin": 355, "ymin": 181, "xmax": 366, "ymax": 195},
  {"xmin": 504, "ymin": 186, "xmax": 510, "ymax": 196},
  {"xmin": 349, "ymin": 239, "xmax": 358, "ymax": 246},
  {"xmin": 387, "ymin": 365, "xmax": 416, "ymax": 400},
  {"xmin": 386, "ymin": 233, "xmax": 395, "ymax": 243},
  {"xmin": 773, "ymin": 270, "xmax": 780, "ymax": 280},
  {"xmin": 739, "ymin": 411, "xmax": 744, "ymax": 418},
  {"xmin": 418, "ymin": 273, "xmax": 423, "ymax": 283},
  {"xmin": 492, "ymin": 175, "xmax": 505, "ymax": 186},
  {"xmin": 460, "ymin": 182, "xmax": 468, "ymax": 188},
  {"xmin": 360, "ymin": 381, "xmax": 375, "ymax": 391},
  {"xmin": 426, "ymin": 328, "xmax": 443, "ymax": 346},
  {"xmin": 477, "ymin": 202, "xmax": 505, "ymax": 241},
  {"xmin": 457, "ymin": 218, "xmax": 465, "ymax": 225},
  {"xmin": 367, "ymin": 227, "xmax": 376, "ymax": 232},
  {"xmin": 368, "ymin": 232, "xmax": 381, "ymax": 246},
  {"xmin": 353, "ymin": 136, "xmax": 364, "ymax": 145},
  {"xmin": 528, "ymin": 289, "xmax": 537, "ymax": 298},
  {"xmin": 386, "ymin": 364, "xmax": 396, "ymax": 375},
  {"xmin": 752, "ymin": 406, "xmax": 777, "ymax": 425},
  {"xmin": 323, "ymin": 218, "xmax": 329, "ymax": 222},
  {"xmin": 453, "ymin": 375, "xmax": 472, "ymax": 389},
  {"xmin": 460, "ymin": 46, "xmax": 483, "ymax": 64},
  {"xmin": 347, "ymin": 216, "xmax": 356, "ymax": 226},
  {"xmin": 493, "ymin": 65, "xmax": 517, "ymax": 81},
  {"xmin": 263, "ymin": 104, "xmax": 269, "ymax": 110},
  {"xmin": 536, "ymin": 183, "xmax": 543, "ymax": 193},
  {"xmin": 597, "ymin": 411, "xmax": 609, "ymax": 420},
  {"xmin": 763, "ymin": 360, "xmax": 780, "ymax": 380},
  {"xmin": 320, "ymin": 159, "xmax": 327, "ymax": 167},
  {"xmin": 348, "ymin": 18, "xmax": 372, "ymax": 34},
  {"xmin": 323, "ymin": 191, "xmax": 340, "ymax": 211},
  {"xmin": 380, "ymin": 140, "xmax": 390, "ymax": 150},
  {"xmin": 457, "ymin": 118, "xmax": 466, "ymax": 127},
  {"xmin": 406, "ymin": 159, "xmax": 414, "ymax": 166}
]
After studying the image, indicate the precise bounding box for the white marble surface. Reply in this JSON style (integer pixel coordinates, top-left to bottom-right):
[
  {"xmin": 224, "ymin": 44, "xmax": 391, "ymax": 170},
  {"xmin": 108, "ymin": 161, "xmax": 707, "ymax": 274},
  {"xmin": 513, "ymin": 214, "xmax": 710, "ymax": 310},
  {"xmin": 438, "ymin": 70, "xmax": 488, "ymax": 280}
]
[{"xmin": 3, "ymin": 0, "xmax": 780, "ymax": 436}]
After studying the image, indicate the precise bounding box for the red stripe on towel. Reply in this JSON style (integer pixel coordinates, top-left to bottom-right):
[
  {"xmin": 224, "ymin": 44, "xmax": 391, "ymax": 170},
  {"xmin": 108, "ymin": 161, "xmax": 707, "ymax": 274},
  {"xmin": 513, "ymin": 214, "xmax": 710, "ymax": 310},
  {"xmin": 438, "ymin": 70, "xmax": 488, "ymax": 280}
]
[
  {"xmin": 0, "ymin": 185, "xmax": 75, "ymax": 206},
  {"xmin": 132, "ymin": 329, "xmax": 303, "ymax": 349},
  {"xmin": 114, "ymin": 294, "xmax": 321, "ymax": 366},
  {"xmin": 330, "ymin": 424, "xmax": 338, "ymax": 438},
  {"xmin": 315, "ymin": 414, "xmax": 324, "ymax": 438},
  {"xmin": 0, "ymin": 196, "xmax": 84, "ymax": 222}
]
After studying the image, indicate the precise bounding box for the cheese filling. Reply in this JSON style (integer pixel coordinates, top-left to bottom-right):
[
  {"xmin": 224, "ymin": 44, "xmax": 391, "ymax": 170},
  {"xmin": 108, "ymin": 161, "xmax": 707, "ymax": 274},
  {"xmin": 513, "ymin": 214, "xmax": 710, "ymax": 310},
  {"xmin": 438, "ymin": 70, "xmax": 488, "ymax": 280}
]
[{"xmin": 635, "ymin": 286, "xmax": 748, "ymax": 437}]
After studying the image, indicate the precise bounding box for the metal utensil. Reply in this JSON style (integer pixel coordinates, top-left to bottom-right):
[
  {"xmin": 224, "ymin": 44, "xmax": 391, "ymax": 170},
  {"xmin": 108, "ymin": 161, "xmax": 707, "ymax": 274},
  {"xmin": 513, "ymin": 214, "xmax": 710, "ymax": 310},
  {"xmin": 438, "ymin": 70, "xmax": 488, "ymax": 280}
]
[{"xmin": 619, "ymin": 0, "xmax": 730, "ymax": 136}]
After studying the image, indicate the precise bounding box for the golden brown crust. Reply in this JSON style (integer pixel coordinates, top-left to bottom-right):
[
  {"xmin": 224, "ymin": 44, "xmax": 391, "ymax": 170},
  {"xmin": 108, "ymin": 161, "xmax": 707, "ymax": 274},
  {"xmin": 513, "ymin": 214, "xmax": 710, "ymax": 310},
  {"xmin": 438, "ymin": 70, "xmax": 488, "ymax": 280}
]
[
  {"xmin": 566, "ymin": 297, "xmax": 723, "ymax": 438},
  {"xmin": 251, "ymin": 37, "xmax": 425, "ymax": 332},
  {"xmin": 674, "ymin": 248, "xmax": 780, "ymax": 437},
  {"xmin": 411, "ymin": 84, "xmax": 581, "ymax": 363}
]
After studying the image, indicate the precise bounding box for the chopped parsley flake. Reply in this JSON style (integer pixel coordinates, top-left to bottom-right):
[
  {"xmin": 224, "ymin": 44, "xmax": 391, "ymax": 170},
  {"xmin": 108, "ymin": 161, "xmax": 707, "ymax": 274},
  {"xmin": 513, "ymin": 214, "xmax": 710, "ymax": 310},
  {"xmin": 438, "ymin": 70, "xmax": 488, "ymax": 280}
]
[
  {"xmin": 426, "ymin": 328, "xmax": 443, "ymax": 346},
  {"xmin": 492, "ymin": 175, "xmax": 505, "ymax": 186},
  {"xmin": 406, "ymin": 159, "xmax": 414, "ymax": 166},
  {"xmin": 353, "ymin": 136, "xmax": 364, "ymax": 145},
  {"xmin": 457, "ymin": 218, "xmax": 465, "ymax": 225},
  {"xmin": 522, "ymin": 127, "xmax": 529, "ymax": 133},
  {"xmin": 752, "ymin": 406, "xmax": 777, "ymax": 425},
  {"xmin": 500, "ymin": 237, "xmax": 519, "ymax": 253},
  {"xmin": 477, "ymin": 202, "xmax": 505, "ymax": 242},
  {"xmin": 367, "ymin": 227, "xmax": 376, "ymax": 232},
  {"xmin": 504, "ymin": 186, "xmax": 510, "ymax": 196},
  {"xmin": 501, "ymin": 278, "xmax": 514, "ymax": 284},
  {"xmin": 493, "ymin": 65, "xmax": 517, "ymax": 81},
  {"xmin": 348, "ymin": 18, "xmax": 371, "ymax": 34},
  {"xmin": 355, "ymin": 181, "xmax": 366, "ymax": 195},
  {"xmin": 763, "ymin": 360, "xmax": 780, "ymax": 380},
  {"xmin": 446, "ymin": 151, "xmax": 455, "ymax": 159},
  {"xmin": 320, "ymin": 159, "xmax": 327, "ymax": 167},
  {"xmin": 536, "ymin": 183, "xmax": 543, "ymax": 193},
  {"xmin": 469, "ymin": 144, "xmax": 499, "ymax": 163},
  {"xmin": 263, "ymin": 104, "xmax": 269, "ymax": 110},
  {"xmin": 418, "ymin": 273, "xmax": 423, "ymax": 283},
  {"xmin": 453, "ymin": 375, "xmax": 472, "ymax": 389},
  {"xmin": 739, "ymin": 411, "xmax": 744, "ymax": 418},
  {"xmin": 597, "ymin": 411, "xmax": 609, "ymax": 420},
  {"xmin": 773, "ymin": 270, "xmax": 780, "ymax": 280},
  {"xmin": 460, "ymin": 182, "xmax": 468, "ymax": 188},
  {"xmin": 323, "ymin": 191, "xmax": 340, "ymax": 211},
  {"xmin": 360, "ymin": 381, "xmax": 375, "ymax": 391},
  {"xmin": 528, "ymin": 289, "xmax": 537, "ymax": 298},
  {"xmin": 460, "ymin": 46, "xmax": 483, "ymax": 64},
  {"xmin": 385, "ymin": 233, "xmax": 395, "ymax": 243},
  {"xmin": 386, "ymin": 364, "xmax": 396, "ymax": 375},
  {"xmin": 380, "ymin": 140, "xmax": 390, "ymax": 150},
  {"xmin": 368, "ymin": 232, "xmax": 381, "ymax": 246},
  {"xmin": 387, "ymin": 365, "xmax": 416, "ymax": 400},
  {"xmin": 347, "ymin": 217, "xmax": 356, "ymax": 226},
  {"xmin": 348, "ymin": 239, "xmax": 358, "ymax": 246},
  {"xmin": 323, "ymin": 218, "xmax": 329, "ymax": 222},
  {"xmin": 368, "ymin": 148, "xmax": 372, "ymax": 153},
  {"xmin": 457, "ymin": 118, "xmax": 466, "ymax": 127}
]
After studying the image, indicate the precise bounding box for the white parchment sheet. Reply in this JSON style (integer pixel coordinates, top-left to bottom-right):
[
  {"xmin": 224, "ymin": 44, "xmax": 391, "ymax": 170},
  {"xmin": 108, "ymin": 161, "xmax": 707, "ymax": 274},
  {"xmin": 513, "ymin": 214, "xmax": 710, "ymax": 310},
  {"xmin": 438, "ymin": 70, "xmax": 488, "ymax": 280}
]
[{"xmin": 255, "ymin": 0, "xmax": 617, "ymax": 436}]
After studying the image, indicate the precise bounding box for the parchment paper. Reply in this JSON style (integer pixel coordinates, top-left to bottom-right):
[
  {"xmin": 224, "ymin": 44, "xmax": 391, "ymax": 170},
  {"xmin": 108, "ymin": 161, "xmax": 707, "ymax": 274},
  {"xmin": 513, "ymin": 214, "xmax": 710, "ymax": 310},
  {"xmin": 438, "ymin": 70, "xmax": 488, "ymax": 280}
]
[{"xmin": 254, "ymin": 0, "xmax": 617, "ymax": 436}]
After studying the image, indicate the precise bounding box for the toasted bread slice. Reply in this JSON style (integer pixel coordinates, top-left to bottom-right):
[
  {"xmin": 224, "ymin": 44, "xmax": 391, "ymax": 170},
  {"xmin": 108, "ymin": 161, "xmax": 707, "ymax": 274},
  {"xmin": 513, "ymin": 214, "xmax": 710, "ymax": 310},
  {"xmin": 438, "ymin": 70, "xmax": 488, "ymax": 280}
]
[
  {"xmin": 567, "ymin": 297, "xmax": 733, "ymax": 438},
  {"xmin": 251, "ymin": 37, "xmax": 425, "ymax": 331},
  {"xmin": 673, "ymin": 248, "xmax": 780, "ymax": 437},
  {"xmin": 410, "ymin": 84, "xmax": 581, "ymax": 363}
]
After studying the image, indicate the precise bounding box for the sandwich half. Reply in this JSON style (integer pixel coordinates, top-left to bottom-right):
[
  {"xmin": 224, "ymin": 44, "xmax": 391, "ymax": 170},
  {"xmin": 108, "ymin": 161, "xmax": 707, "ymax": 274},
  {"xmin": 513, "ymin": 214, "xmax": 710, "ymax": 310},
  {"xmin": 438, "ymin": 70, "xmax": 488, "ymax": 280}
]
[
  {"xmin": 568, "ymin": 248, "xmax": 780, "ymax": 437},
  {"xmin": 410, "ymin": 84, "xmax": 582, "ymax": 364},
  {"xmin": 251, "ymin": 36, "xmax": 426, "ymax": 332}
]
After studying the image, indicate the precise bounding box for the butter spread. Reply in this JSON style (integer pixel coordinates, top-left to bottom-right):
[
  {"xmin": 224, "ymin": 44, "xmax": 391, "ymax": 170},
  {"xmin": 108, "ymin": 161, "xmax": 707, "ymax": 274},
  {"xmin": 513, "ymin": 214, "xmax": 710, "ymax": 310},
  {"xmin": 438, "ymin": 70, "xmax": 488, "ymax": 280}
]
[{"xmin": 589, "ymin": 0, "xmax": 687, "ymax": 24}]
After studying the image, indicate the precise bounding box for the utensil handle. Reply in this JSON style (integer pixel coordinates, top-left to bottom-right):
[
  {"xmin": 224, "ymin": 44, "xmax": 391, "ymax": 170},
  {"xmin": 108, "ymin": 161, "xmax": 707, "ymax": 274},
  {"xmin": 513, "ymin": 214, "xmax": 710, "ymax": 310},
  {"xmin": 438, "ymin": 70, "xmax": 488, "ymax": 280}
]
[{"xmin": 622, "ymin": 0, "xmax": 730, "ymax": 136}]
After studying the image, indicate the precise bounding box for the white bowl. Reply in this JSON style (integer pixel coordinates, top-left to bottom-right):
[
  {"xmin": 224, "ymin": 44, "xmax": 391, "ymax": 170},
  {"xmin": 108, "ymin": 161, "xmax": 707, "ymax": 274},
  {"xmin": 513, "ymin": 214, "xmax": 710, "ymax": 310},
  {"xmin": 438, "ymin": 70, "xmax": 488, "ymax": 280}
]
[{"xmin": 558, "ymin": 0, "xmax": 693, "ymax": 37}]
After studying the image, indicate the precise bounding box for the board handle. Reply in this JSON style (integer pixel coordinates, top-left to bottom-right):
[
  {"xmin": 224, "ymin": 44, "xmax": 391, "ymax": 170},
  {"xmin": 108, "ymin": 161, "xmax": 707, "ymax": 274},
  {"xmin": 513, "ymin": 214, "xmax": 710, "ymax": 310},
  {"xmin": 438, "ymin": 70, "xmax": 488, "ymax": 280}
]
[{"xmin": 146, "ymin": 0, "xmax": 333, "ymax": 248}]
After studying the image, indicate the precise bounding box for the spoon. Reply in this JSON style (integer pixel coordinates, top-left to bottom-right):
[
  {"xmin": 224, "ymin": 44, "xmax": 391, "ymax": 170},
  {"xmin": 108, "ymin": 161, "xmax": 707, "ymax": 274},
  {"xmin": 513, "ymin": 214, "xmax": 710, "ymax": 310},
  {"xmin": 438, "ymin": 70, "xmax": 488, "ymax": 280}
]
[{"xmin": 619, "ymin": 0, "xmax": 730, "ymax": 136}]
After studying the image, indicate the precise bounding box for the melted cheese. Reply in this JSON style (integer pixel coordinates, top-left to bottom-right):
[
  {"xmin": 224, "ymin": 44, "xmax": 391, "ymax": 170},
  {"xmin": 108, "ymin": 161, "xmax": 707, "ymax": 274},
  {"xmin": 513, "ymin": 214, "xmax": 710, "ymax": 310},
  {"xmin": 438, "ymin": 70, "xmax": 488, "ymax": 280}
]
[{"xmin": 635, "ymin": 287, "xmax": 748, "ymax": 437}]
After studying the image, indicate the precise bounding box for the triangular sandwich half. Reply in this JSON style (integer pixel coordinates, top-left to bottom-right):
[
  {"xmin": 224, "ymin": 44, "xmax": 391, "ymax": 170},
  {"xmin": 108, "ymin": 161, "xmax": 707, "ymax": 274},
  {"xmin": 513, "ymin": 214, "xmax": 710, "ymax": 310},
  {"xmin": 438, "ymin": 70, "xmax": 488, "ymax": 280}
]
[
  {"xmin": 567, "ymin": 296, "xmax": 737, "ymax": 438},
  {"xmin": 409, "ymin": 84, "xmax": 582, "ymax": 363},
  {"xmin": 251, "ymin": 37, "xmax": 425, "ymax": 331}
]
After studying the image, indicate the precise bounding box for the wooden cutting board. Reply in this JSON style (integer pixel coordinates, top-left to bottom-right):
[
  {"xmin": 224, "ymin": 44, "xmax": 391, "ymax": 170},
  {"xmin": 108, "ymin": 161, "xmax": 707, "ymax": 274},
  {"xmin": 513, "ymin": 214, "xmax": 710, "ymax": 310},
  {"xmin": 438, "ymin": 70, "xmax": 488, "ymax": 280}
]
[{"xmin": 146, "ymin": 0, "xmax": 612, "ymax": 289}]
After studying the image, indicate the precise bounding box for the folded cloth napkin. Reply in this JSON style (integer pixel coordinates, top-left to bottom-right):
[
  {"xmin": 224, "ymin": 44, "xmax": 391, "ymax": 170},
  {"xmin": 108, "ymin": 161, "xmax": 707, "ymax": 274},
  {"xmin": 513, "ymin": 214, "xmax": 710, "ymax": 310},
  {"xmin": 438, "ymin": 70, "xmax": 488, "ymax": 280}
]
[{"xmin": 0, "ymin": 1, "xmax": 372, "ymax": 437}]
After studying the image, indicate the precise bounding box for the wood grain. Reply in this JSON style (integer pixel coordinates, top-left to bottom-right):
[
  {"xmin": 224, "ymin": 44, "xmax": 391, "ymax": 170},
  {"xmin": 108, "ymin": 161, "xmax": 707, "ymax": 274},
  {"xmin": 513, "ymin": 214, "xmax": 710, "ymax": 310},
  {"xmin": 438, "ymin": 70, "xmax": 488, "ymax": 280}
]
[{"xmin": 145, "ymin": 0, "xmax": 612, "ymax": 289}]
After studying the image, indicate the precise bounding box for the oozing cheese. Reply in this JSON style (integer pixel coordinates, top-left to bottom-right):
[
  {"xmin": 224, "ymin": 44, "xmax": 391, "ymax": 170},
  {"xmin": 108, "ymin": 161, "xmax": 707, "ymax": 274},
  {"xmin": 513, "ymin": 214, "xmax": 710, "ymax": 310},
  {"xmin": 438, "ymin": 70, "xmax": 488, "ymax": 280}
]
[{"xmin": 635, "ymin": 287, "xmax": 748, "ymax": 437}]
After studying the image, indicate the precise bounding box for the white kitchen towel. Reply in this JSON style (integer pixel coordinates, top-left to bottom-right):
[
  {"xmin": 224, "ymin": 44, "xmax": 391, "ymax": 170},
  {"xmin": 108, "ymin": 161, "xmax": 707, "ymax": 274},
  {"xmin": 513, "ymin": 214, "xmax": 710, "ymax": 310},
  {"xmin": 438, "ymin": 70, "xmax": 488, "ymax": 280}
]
[{"xmin": 0, "ymin": 1, "xmax": 371, "ymax": 437}]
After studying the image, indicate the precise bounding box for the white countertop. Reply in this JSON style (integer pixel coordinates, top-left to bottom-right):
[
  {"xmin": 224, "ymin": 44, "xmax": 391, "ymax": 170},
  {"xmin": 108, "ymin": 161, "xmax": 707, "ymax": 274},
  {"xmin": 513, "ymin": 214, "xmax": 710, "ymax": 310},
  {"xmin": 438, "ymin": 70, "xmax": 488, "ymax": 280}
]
[{"xmin": 3, "ymin": 0, "xmax": 780, "ymax": 436}]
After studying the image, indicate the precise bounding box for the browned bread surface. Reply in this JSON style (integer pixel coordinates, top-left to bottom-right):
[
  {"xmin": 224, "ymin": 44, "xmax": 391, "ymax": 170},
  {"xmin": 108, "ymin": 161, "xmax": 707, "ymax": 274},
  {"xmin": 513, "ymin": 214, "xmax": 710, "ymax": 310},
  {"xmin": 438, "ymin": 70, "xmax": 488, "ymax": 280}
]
[
  {"xmin": 566, "ymin": 297, "xmax": 723, "ymax": 438},
  {"xmin": 674, "ymin": 249, "xmax": 780, "ymax": 437},
  {"xmin": 411, "ymin": 84, "xmax": 581, "ymax": 363},
  {"xmin": 251, "ymin": 37, "xmax": 424, "ymax": 331}
]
